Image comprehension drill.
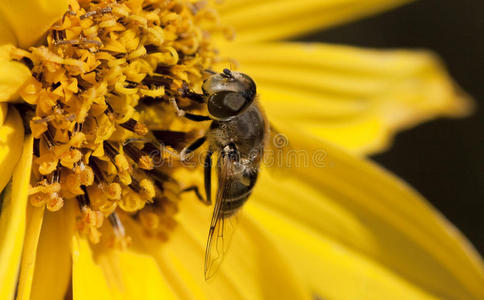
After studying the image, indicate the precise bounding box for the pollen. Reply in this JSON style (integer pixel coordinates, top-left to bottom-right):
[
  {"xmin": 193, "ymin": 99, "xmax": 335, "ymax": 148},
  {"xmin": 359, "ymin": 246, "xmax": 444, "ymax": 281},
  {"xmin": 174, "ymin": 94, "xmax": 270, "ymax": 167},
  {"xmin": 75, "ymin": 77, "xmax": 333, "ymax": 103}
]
[{"xmin": 12, "ymin": 0, "xmax": 221, "ymax": 245}]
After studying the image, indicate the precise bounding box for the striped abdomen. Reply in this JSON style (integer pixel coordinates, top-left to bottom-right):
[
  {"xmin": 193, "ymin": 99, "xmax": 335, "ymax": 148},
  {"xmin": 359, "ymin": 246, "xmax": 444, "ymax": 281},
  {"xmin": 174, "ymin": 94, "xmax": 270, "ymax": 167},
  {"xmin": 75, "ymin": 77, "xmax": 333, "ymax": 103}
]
[{"xmin": 219, "ymin": 168, "xmax": 259, "ymax": 218}]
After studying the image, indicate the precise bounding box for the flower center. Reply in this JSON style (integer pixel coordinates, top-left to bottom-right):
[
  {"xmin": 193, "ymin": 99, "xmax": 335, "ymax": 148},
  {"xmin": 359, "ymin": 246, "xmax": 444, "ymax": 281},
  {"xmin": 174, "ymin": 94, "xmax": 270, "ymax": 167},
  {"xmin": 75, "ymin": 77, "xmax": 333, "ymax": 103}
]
[{"xmin": 10, "ymin": 0, "xmax": 222, "ymax": 246}]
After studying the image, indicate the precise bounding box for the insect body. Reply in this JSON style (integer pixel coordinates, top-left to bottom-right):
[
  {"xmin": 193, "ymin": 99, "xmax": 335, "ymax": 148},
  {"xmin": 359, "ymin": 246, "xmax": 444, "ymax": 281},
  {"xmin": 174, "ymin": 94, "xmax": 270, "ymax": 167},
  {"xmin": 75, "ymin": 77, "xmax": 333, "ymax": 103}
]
[{"xmin": 176, "ymin": 69, "xmax": 268, "ymax": 279}]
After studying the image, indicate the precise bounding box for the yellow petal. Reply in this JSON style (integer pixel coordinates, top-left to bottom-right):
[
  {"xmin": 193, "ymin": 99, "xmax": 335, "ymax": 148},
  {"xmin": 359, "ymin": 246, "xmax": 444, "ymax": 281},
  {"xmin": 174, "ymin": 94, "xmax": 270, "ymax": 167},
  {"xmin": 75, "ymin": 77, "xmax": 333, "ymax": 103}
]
[
  {"xmin": 248, "ymin": 203, "xmax": 439, "ymax": 300},
  {"xmin": 220, "ymin": 42, "xmax": 472, "ymax": 154},
  {"xmin": 29, "ymin": 199, "xmax": 75, "ymax": 300},
  {"xmin": 16, "ymin": 205, "xmax": 44, "ymax": 300},
  {"xmin": 0, "ymin": 0, "xmax": 67, "ymax": 47},
  {"xmin": 0, "ymin": 45, "xmax": 32, "ymax": 102},
  {"xmin": 0, "ymin": 135, "xmax": 32, "ymax": 300},
  {"xmin": 129, "ymin": 196, "xmax": 310, "ymax": 300},
  {"xmin": 217, "ymin": 0, "xmax": 413, "ymax": 43},
  {"xmin": 0, "ymin": 18, "xmax": 16, "ymax": 46},
  {"xmin": 0, "ymin": 106, "xmax": 24, "ymax": 192},
  {"xmin": 72, "ymin": 235, "xmax": 114, "ymax": 300},
  {"xmin": 257, "ymin": 123, "xmax": 484, "ymax": 299},
  {"xmin": 72, "ymin": 226, "xmax": 176, "ymax": 300}
]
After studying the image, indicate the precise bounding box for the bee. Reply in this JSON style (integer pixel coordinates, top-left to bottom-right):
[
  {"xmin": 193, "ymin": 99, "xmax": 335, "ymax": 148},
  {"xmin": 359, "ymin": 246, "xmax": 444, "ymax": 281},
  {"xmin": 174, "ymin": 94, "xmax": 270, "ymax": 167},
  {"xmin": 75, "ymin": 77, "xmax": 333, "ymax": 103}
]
[{"xmin": 173, "ymin": 69, "xmax": 268, "ymax": 279}]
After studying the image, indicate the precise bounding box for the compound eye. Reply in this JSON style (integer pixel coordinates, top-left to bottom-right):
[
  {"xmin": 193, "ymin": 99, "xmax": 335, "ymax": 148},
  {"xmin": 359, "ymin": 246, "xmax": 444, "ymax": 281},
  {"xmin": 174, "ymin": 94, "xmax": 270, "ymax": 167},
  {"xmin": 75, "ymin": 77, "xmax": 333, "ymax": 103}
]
[{"xmin": 207, "ymin": 91, "xmax": 249, "ymax": 120}]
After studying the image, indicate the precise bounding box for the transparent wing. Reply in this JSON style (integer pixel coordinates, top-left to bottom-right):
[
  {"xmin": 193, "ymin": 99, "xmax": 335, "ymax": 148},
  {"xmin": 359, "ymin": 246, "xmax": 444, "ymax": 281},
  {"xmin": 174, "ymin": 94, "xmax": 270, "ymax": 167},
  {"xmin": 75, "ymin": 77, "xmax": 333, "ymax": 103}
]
[{"xmin": 204, "ymin": 154, "xmax": 239, "ymax": 280}]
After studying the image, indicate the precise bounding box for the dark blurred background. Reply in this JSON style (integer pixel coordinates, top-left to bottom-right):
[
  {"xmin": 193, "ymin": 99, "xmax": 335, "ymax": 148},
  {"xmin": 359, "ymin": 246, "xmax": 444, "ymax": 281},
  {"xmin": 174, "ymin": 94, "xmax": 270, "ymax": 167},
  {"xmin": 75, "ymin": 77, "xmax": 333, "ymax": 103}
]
[{"xmin": 300, "ymin": 1, "xmax": 484, "ymax": 254}]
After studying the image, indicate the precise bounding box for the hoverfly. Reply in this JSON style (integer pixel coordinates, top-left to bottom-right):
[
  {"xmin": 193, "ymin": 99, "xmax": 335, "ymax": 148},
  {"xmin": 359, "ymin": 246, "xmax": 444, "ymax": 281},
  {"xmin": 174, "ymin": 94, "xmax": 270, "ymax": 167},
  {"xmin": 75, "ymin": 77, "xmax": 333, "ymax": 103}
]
[{"xmin": 173, "ymin": 69, "xmax": 268, "ymax": 279}]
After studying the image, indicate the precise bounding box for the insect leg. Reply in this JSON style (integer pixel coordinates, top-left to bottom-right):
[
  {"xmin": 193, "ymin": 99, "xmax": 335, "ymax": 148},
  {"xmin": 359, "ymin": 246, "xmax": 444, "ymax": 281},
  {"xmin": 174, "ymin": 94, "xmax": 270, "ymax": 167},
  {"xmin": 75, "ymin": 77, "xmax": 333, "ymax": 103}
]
[
  {"xmin": 180, "ymin": 186, "xmax": 208, "ymax": 204},
  {"xmin": 179, "ymin": 82, "xmax": 205, "ymax": 104},
  {"xmin": 170, "ymin": 98, "xmax": 211, "ymax": 122},
  {"xmin": 184, "ymin": 113, "xmax": 211, "ymax": 122},
  {"xmin": 180, "ymin": 136, "xmax": 206, "ymax": 161},
  {"xmin": 204, "ymin": 151, "xmax": 213, "ymax": 205},
  {"xmin": 178, "ymin": 151, "xmax": 212, "ymax": 205}
]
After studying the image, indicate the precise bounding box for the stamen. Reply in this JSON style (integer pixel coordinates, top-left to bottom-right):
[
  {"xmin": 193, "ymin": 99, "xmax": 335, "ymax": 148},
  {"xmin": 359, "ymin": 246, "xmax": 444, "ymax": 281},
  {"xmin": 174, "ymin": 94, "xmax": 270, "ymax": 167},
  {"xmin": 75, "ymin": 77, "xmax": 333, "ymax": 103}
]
[
  {"xmin": 75, "ymin": 163, "xmax": 94, "ymax": 186},
  {"xmin": 130, "ymin": 177, "xmax": 156, "ymax": 201},
  {"xmin": 160, "ymin": 199, "xmax": 179, "ymax": 217},
  {"xmin": 142, "ymin": 142, "xmax": 162, "ymax": 158},
  {"xmin": 46, "ymin": 192, "xmax": 64, "ymax": 211},
  {"xmin": 51, "ymin": 167, "xmax": 61, "ymax": 184},
  {"xmin": 33, "ymin": 138, "xmax": 40, "ymax": 157},
  {"xmin": 80, "ymin": 6, "xmax": 112, "ymax": 19},
  {"xmin": 139, "ymin": 96, "xmax": 163, "ymax": 105},
  {"xmin": 76, "ymin": 186, "xmax": 104, "ymax": 242},
  {"xmin": 90, "ymin": 160, "xmax": 106, "ymax": 184},
  {"xmin": 108, "ymin": 213, "xmax": 123, "ymax": 233},
  {"xmin": 144, "ymin": 169, "xmax": 177, "ymax": 194},
  {"xmin": 52, "ymin": 30, "xmax": 66, "ymax": 43},
  {"xmin": 29, "ymin": 175, "xmax": 64, "ymax": 211},
  {"xmin": 139, "ymin": 210, "xmax": 160, "ymax": 231},
  {"xmin": 103, "ymin": 141, "xmax": 119, "ymax": 164},
  {"xmin": 77, "ymin": 186, "xmax": 90, "ymax": 207},
  {"xmin": 119, "ymin": 118, "xmax": 148, "ymax": 135},
  {"xmin": 32, "ymin": 72, "xmax": 42, "ymax": 82},
  {"xmin": 124, "ymin": 143, "xmax": 154, "ymax": 170},
  {"xmin": 60, "ymin": 148, "xmax": 83, "ymax": 169},
  {"xmin": 21, "ymin": 57, "xmax": 34, "ymax": 70},
  {"xmin": 144, "ymin": 44, "xmax": 159, "ymax": 54},
  {"xmin": 74, "ymin": 122, "xmax": 83, "ymax": 133},
  {"xmin": 104, "ymin": 142, "xmax": 130, "ymax": 171},
  {"xmin": 51, "ymin": 82, "xmax": 61, "ymax": 90},
  {"xmin": 64, "ymin": 9, "xmax": 76, "ymax": 17},
  {"xmin": 104, "ymin": 183, "xmax": 121, "ymax": 200},
  {"xmin": 16, "ymin": 0, "xmax": 221, "ymax": 246},
  {"xmin": 142, "ymin": 75, "xmax": 173, "ymax": 88},
  {"xmin": 105, "ymin": 102, "xmax": 115, "ymax": 114},
  {"xmin": 146, "ymin": 169, "xmax": 174, "ymax": 183},
  {"xmin": 42, "ymin": 132, "xmax": 55, "ymax": 149},
  {"xmin": 129, "ymin": 178, "xmax": 141, "ymax": 193},
  {"xmin": 108, "ymin": 212, "xmax": 131, "ymax": 249},
  {"xmin": 124, "ymin": 80, "xmax": 138, "ymax": 88},
  {"xmin": 54, "ymin": 39, "xmax": 103, "ymax": 47},
  {"xmin": 155, "ymin": 65, "xmax": 172, "ymax": 74},
  {"xmin": 152, "ymin": 130, "xmax": 189, "ymax": 150}
]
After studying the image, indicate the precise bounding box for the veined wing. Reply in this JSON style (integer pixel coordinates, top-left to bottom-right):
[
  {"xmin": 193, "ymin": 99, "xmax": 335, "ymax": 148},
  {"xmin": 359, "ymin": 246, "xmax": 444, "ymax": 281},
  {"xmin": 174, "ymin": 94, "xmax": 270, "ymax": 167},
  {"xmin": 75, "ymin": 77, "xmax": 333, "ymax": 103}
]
[{"xmin": 204, "ymin": 154, "xmax": 238, "ymax": 280}]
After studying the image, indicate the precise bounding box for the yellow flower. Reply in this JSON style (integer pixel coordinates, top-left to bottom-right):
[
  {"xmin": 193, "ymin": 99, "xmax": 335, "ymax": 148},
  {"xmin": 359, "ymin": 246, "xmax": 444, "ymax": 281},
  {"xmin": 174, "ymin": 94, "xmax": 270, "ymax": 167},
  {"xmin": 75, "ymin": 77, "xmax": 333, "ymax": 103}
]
[{"xmin": 0, "ymin": 1, "xmax": 482, "ymax": 300}]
